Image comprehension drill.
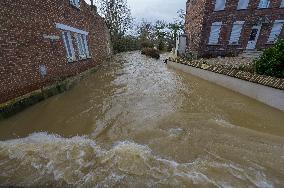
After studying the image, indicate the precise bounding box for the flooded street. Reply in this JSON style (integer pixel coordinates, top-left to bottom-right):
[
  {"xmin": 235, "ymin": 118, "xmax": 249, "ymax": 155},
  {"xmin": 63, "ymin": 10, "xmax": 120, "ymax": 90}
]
[{"xmin": 0, "ymin": 52, "xmax": 284, "ymax": 187}]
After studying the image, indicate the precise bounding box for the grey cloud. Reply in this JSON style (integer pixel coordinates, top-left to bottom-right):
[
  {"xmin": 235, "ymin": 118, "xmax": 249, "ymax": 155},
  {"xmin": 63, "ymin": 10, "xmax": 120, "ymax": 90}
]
[{"xmin": 85, "ymin": 0, "xmax": 186, "ymax": 23}]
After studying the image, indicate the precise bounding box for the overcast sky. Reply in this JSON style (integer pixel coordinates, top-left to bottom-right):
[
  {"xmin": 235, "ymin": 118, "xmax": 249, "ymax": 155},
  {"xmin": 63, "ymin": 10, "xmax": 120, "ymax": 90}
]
[{"xmin": 84, "ymin": 0, "xmax": 186, "ymax": 23}]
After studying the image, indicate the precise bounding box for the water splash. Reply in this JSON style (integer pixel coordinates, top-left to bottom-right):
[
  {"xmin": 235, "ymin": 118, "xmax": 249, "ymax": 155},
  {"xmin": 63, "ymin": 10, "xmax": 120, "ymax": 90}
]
[{"xmin": 0, "ymin": 133, "xmax": 276, "ymax": 188}]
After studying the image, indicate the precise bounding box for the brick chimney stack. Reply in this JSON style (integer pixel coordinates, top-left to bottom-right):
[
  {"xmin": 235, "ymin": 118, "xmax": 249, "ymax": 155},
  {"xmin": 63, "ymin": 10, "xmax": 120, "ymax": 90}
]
[{"xmin": 90, "ymin": 0, "xmax": 97, "ymax": 14}]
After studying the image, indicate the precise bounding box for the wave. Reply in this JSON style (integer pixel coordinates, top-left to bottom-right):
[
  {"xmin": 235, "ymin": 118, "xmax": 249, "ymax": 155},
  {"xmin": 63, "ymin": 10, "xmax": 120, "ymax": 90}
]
[{"xmin": 0, "ymin": 132, "xmax": 274, "ymax": 188}]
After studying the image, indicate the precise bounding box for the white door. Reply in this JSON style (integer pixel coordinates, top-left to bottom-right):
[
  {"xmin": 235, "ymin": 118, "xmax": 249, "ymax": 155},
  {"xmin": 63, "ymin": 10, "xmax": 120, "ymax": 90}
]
[{"xmin": 246, "ymin": 25, "xmax": 262, "ymax": 49}]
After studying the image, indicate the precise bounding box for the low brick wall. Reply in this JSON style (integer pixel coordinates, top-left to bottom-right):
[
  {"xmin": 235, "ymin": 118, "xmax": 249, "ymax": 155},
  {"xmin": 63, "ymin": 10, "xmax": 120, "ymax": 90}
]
[{"xmin": 169, "ymin": 57, "xmax": 284, "ymax": 90}]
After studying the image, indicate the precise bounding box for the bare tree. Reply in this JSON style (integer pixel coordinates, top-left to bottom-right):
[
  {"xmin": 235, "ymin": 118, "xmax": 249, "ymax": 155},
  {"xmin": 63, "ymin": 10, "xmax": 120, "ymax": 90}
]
[
  {"xmin": 167, "ymin": 9, "xmax": 186, "ymax": 49},
  {"xmin": 98, "ymin": 0, "xmax": 133, "ymax": 42},
  {"xmin": 137, "ymin": 19, "xmax": 154, "ymax": 41}
]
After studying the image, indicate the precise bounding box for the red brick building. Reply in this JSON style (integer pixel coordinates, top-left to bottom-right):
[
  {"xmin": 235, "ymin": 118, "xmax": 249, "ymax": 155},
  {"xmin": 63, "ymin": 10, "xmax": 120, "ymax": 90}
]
[
  {"xmin": 185, "ymin": 0, "xmax": 284, "ymax": 57},
  {"xmin": 0, "ymin": 0, "xmax": 110, "ymax": 104}
]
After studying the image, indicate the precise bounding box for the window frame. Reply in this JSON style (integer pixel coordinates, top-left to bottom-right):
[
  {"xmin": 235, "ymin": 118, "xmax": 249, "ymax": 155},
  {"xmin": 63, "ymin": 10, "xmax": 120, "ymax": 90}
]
[
  {"xmin": 258, "ymin": 0, "xmax": 270, "ymax": 9},
  {"xmin": 208, "ymin": 22, "xmax": 223, "ymax": 45},
  {"xmin": 229, "ymin": 21, "xmax": 245, "ymax": 45},
  {"xmin": 214, "ymin": 0, "xmax": 226, "ymax": 11},
  {"xmin": 62, "ymin": 31, "xmax": 76, "ymax": 62},
  {"xmin": 267, "ymin": 20, "xmax": 284, "ymax": 43},
  {"xmin": 56, "ymin": 23, "xmax": 91, "ymax": 62},
  {"xmin": 70, "ymin": 0, "xmax": 80, "ymax": 9},
  {"xmin": 76, "ymin": 34, "xmax": 91, "ymax": 59},
  {"xmin": 82, "ymin": 35, "xmax": 91, "ymax": 58},
  {"xmin": 76, "ymin": 34, "xmax": 86, "ymax": 59},
  {"xmin": 237, "ymin": 0, "xmax": 250, "ymax": 10},
  {"xmin": 281, "ymin": 0, "xmax": 284, "ymax": 8}
]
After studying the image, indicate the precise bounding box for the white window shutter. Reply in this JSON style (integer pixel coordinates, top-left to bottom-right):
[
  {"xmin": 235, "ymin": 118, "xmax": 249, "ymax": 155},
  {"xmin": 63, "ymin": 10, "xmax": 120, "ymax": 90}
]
[
  {"xmin": 67, "ymin": 32, "xmax": 75, "ymax": 61},
  {"xmin": 62, "ymin": 31, "xmax": 75, "ymax": 62},
  {"xmin": 83, "ymin": 35, "xmax": 91, "ymax": 58},
  {"xmin": 62, "ymin": 32, "xmax": 72, "ymax": 59},
  {"xmin": 237, "ymin": 0, "xmax": 249, "ymax": 10},
  {"xmin": 209, "ymin": 22, "xmax": 222, "ymax": 44},
  {"xmin": 214, "ymin": 0, "xmax": 226, "ymax": 11},
  {"xmin": 76, "ymin": 34, "xmax": 83, "ymax": 57},
  {"xmin": 229, "ymin": 21, "xmax": 245, "ymax": 44},
  {"xmin": 268, "ymin": 20, "xmax": 284, "ymax": 43}
]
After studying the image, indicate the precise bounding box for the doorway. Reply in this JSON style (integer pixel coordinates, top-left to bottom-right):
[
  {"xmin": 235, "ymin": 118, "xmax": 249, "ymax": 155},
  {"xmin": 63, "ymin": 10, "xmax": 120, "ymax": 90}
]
[{"xmin": 246, "ymin": 25, "xmax": 262, "ymax": 50}]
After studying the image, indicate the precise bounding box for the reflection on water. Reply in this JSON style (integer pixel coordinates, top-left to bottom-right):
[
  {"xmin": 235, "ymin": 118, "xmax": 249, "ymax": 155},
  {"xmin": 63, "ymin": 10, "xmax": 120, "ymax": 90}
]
[{"xmin": 0, "ymin": 52, "xmax": 284, "ymax": 187}]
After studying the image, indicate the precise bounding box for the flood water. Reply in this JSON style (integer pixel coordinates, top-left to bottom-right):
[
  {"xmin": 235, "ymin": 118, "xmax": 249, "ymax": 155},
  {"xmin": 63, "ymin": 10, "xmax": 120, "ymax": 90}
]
[{"xmin": 0, "ymin": 52, "xmax": 284, "ymax": 187}]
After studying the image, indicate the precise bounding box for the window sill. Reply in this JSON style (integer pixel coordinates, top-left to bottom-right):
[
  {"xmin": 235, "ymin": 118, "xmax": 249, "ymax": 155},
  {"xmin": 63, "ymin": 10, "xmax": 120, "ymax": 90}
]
[
  {"xmin": 265, "ymin": 42, "xmax": 275, "ymax": 45},
  {"xmin": 70, "ymin": 4, "xmax": 81, "ymax": 10},
  {"xmin": 207, "ymin": 44, "xmax": 222, "ymax": 46},
  {"xmin": 79, "ymin": 57, "xmax": 87, "ymax": 61},
  {"xmin": 236, "ymin": 8, "xmax": 248, "ymax": 11},
  {"xmin": 228, "ymin": 43, "xmax": 241, "ymax": 46},
  {"xmin": 257, "ymin": 7, "xmax": 271, "ymax": 10},
  {"xmin": 213, "ymin": 10, "xmax": 225, "ymax": 12},
  {"xmin": 68, "ymin": 59, "xmax": 76, "ymax": 63}
]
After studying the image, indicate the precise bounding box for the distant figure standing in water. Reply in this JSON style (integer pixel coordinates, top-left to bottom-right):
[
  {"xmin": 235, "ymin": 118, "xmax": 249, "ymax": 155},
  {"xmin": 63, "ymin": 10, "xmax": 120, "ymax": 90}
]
[{"xmin": 164, "ymin": 58, "xmax": 168, "ymax": 64}]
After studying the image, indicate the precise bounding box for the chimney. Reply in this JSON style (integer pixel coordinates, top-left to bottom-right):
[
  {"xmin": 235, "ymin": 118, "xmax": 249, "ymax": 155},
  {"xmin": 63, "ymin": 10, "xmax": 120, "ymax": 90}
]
[{"xmin": 90, "ymin": 0, "xmax": 97, "ymax": 13}]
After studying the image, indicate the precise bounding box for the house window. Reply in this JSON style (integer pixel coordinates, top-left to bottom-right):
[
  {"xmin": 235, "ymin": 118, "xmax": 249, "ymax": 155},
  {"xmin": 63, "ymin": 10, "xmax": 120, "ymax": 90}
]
[
  {"xmin": 70, "ymin": 0, "xmax": 80, "ymax": 8},
  {"xmin": 56, "ymin": 23, "xmax": 90, "ymax": 62},
  {"xmin": 229, "ymin": 21, "xmax": 245, "ymax": 44},
  {"xmin": 281, "ymin": 0, "xmax": 284, "ymax": 7},
  {"xmin": 267, "ymin": 20, "xmax": 284, "ymax": 43},
  {"xmin": 62, "ymin": 31, "xmax": 75, "ymax": 62},
  {"xmin": 208, "ymin": 22, "xmax": 222, "ymax": 44},
  {"xmin": 76, "ymin": 34, "xmax": 90, "ymax": 59},
  {"xmin": 214, "ymin": 0, "xmax": 226, "ymax": 11},
  {"xmin": 237, "ymin": 0, "xmax": 249, "ymax": 10},
  {"xmin": 258, "ymin": 0, "xmax": 270, "ymax": 8}
]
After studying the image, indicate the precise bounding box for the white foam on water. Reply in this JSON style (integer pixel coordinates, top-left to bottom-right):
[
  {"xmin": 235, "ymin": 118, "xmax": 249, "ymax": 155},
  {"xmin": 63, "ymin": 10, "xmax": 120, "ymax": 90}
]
[
  {"xmin": 214, "ymin": 118, "xmax": 236, "ymax": 128},
  {"xmin": 0, "ymin": 132, "xmax": 275, "ymax": 187}
]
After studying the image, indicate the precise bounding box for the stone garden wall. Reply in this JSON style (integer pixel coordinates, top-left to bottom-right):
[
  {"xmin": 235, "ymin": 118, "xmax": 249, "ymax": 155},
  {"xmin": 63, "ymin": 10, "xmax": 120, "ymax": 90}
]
[{"xmin": 169, "ymin": 57, "xmax": 284, "ymax": 90}]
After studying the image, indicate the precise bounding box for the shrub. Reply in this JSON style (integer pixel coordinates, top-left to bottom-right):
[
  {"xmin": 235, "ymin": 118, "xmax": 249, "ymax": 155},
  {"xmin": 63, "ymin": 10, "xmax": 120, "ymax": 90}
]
[
  {"xmin": 184, "ymin": 50, "xmax": 198, "ymax": 61},
  {"xmin": 112, "ymin": 36, "xmax": 141, "ymax": 53},
  {"xmin": 141, "ymin": 48, "xmax": 160, "ymax": 59},
  {"xmin": 237, "ymin": 64, "xmax": 255, "ymax": 73},
  {"xmin": 141, "ymin": 41, "xmax": 154, "ymax": 48},
  {"xmin": 254, "ymin": 39, "xmax": 284, "ymax": 78}
]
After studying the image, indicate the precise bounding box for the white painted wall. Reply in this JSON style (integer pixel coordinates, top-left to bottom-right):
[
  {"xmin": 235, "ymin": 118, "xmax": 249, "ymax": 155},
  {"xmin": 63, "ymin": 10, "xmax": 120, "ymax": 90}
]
[{"xmin": 175, "ymin": 35, "xmax": 187, "ymax": 57}]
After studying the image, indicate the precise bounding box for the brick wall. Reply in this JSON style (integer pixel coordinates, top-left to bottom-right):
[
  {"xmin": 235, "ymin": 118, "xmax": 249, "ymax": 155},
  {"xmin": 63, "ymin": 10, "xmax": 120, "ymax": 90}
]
[
  {"xmin": 185, "ymin": 0, "xmax": 284, "ymax": 57},
  {"xmin": 0, "ymin": 0, "xmax": 110, "ymax": 104},
  {"xmin": 185, "ymin": 0, "xmax": 207, "ymax": 53}
]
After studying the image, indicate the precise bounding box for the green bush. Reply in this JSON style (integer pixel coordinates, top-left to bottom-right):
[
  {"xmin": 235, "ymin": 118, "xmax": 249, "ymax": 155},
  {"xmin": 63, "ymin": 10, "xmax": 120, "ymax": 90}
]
[
  {"xmin": 141, "ymin": 48, "xmax": 160, "ymax": 59},
  {"xmin": 141, "ymin": 41, "xmax": 154, "ymax": 48},
  {"xmin": 254, "ymin": 39, "xmax": 284, "ymax": 78},
  {"xmin": 112, "ymin": 35, "xmax": 141, "ymax": 53}
]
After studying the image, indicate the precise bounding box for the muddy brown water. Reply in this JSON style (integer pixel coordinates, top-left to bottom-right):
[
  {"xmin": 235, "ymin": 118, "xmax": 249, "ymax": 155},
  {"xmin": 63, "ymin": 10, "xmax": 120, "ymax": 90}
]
[{"xmin": 0, "ymin": 52, "xmax": 284, "ymax": 187}]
